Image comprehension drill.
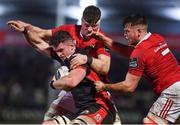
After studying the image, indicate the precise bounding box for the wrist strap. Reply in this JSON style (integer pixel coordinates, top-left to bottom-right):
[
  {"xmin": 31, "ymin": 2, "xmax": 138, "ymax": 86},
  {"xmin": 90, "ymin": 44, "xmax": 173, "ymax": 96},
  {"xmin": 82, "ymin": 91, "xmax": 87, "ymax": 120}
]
[
  {"xmin": 104, "ymin": 84, "xmax": 110, "ymax": 91},
  {"xmin": 87, "ymin": 55, "xmax": 93, "ymax": 65},
  {"xmin": 50, "ymin": 80, "xmax": 56, "ymax": 89}
]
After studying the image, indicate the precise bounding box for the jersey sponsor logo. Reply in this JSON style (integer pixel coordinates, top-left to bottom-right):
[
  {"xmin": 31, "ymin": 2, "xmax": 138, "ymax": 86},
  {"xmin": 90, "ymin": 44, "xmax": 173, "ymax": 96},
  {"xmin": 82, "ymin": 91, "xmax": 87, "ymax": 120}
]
[
  {"xmin": 129, "ymin": 58, "xmax": 138, "ymax": 68},
  {"xmin": 154, "ymin": 43, "xmax": 167, "ymax": 52},
  {"xmin": 95, "ymin": 113, "xmax": 102, "ymax": 122},
  {"xmin": 85, "ymin": 45, "xmax": 95, "ymax": 53}
]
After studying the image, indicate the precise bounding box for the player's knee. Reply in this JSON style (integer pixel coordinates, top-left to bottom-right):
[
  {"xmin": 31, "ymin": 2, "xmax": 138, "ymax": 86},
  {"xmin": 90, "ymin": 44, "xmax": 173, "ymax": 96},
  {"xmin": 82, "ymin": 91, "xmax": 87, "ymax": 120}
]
[
  {"xmin": 70, "ymin": 118, "xmax": 87, "ymax": 125},
  {"xmin": 143, "ymin": 116, "xmax": 156, "ymax": 125},
  {"xmin": 43, "ymin": 104, "xmax": 57, "ymax": 121},
  {"xmin": 44, "ymin": 112, "xmax": 55, "ymax": 121},
  {"xmin": 143, "ymin": 112, "xmax": 168, "ymax": 125},
  {"xmin": 42, "ymin": 120, "xmax": 57, "ymax": 125},
  {"xmin": 113, "ymin": 112, "xmax": 121, "ymax": 125}
]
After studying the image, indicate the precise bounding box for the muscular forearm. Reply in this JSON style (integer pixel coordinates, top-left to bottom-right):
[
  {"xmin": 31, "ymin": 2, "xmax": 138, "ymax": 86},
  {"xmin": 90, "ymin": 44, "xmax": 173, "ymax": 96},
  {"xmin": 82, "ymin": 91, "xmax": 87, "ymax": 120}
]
[
  {"xmin": 104, "ymin": 39, "xmax": 133, "ymax": 57},
  {"xmin": 95, "ymin": 33, "xmax": 133, "ymax": 58},
  {"xmin": 23, "ymin": 26, "xmax": 52, "ymax": 55},
  {"xmin": 52, "ymin": 76, "xmax": 73, "ymax": 91},
  {"xmin": 96, "ymin": 72, "xmax": 140, "ymax": 93},
  {"xmin": 24, "ymin": 28, "xmax": 50, "ymax": 56},
  {"xmin": 100, "ymin": 35, "xmax": 114, "ymax": 49},
  {"xmin": 23, "ymin": 25, "xmax": 52, "ymax": 43},
  {"xmin": 52, "ymin": 68, "xmax": 86, "ymax": 91},
  {"xmin": 28, "ymin": 26, "xmax": 52, "ymax": 40},
  {"xmin": 105, "ymin": 73, "xmax": 140, "ymax": 93},
  {"xmin": 106, "ymin": 81, "xmax": 135, "ymax": 93},
  {"xmin": 111, "ymin": 42, "xmax": 134, "ymax": 57},
  {"xmin": 90, "ymin": 57, "xmax": 110, "ymax": 75}
]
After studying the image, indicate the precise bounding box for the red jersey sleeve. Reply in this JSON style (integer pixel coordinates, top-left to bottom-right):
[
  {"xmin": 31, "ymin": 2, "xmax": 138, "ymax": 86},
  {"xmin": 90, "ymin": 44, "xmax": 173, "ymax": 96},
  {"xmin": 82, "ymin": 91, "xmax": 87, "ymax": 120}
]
[
  {"xmin": 51, "ymin": 25, "xmax": 74, "ymax": 35},
  {"xmin": 95, "ymin": 41, "xmax": 110, "ymax": 57},
  {"xmin": 128, "ymin": 49, "xmax": 144, "ymax": 77}
]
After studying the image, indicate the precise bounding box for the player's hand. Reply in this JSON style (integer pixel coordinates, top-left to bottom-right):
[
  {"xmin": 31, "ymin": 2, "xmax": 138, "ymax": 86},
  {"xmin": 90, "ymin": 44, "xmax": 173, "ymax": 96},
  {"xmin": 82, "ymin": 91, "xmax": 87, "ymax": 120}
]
[
  {"xmin": 95, "ymin": 81, "xmax": 106, "ymax": 92},
  {"xmin": 88, "ymin": 30, "xmax": 104, "ymax": 40},
  {"xmin": 7, "ymin": 20, "xmax": 29, "ymax": 33},
  {"xmin": 70, "ymin": 53, "xmax": 87, "ymax": 69}
]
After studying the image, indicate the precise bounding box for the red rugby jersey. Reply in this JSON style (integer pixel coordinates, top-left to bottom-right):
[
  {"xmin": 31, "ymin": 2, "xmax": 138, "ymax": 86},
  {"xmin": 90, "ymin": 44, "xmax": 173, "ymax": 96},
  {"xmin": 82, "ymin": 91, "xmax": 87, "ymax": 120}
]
[
  {"xmin": 128, "ymin": 33, "xmax": 180, "ymax": 95},
  {"xmin": 52, "ymin": 24, "xmax": 110, "ymax": 58}
]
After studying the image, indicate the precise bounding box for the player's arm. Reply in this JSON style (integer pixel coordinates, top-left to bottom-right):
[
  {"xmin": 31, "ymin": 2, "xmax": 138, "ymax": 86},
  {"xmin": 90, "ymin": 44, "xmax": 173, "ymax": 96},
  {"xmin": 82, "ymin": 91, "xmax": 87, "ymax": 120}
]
[
  {"xmin": 70, "ymin": 53, "xmax": 110, "ymax": 75},
  {"xmin": 95, "ymin": 72, "xmax": 141, "ymax": 93},
  {"xmin": 7, "ymin": 20, "xmax": 52, "ymax": 39},
  {"xmin": 52, "ymin": 67, "xmax": 86, "ymax": 91},
  {"xmin": 7, "ymin": 20, "xmax": 53, "ymax": 56},
  {"xmin": 89, "ymin": 54, "xmax": 110, "ymax": 75},
  {"xmin": 92, "ymin": 31, "xmax": 134, "ymax": 57},
  {"xmin": 23, "ymin": 26, "xmax": 53, "ymax": 56}
]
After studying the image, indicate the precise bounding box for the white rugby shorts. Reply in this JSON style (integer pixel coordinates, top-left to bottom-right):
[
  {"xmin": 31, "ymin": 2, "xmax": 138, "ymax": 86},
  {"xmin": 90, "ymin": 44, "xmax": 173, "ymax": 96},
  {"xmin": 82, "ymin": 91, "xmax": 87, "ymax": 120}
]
[{"xmin": 149, "ymin": 81, "xmax": 180, "ymax": 123}]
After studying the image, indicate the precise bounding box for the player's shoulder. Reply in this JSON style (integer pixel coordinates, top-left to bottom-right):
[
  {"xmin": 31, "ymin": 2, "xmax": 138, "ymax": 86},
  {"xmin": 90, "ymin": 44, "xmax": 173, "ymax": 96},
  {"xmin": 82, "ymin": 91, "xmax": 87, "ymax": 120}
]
[
  {"xmin": 52, "ymin": 24, "xmax": 74, "ymax": 34},
  {"xmin": 138, "ymin": 33, "xmax": 165, "ymax": 48},
  {"xmin": 149, "ymin": 33, "xmax": 165, "ymax": 41},
  {"xmin": 74, "ymin": 48, "xmax": 87, "ymax": 56},
  {"xmin": 59, "ymin": 24, "xmax": 76, "ymax": 29}
]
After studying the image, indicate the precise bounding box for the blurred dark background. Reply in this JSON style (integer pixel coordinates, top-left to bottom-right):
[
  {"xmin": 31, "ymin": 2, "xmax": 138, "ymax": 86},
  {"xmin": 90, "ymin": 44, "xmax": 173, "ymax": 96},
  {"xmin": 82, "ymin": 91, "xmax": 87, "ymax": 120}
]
[{"xmin": 0, "ymin": 0, "xmax": 180, "ymax": 124}]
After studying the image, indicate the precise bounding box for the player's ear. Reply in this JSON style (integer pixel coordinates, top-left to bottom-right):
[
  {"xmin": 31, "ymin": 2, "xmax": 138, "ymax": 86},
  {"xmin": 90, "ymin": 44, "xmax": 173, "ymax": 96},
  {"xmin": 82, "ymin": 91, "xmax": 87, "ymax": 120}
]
[
  {"xmin": 70, "ymin": 44, "xmax": 76, "ymax": 51},
  {"xmin": 73, "ymin": 40, "xmax": 76, "ymax": 45},
  {"xmin": 137, "ymin": 27, "xmax": 141, "ymax": 38},
  {"xmin": 81, "ymin": 18, "xmax": 84, "ymax": 23},
  {"xmin": 137, "ymin": 28, "xmax": 141, "ymax": 33}
]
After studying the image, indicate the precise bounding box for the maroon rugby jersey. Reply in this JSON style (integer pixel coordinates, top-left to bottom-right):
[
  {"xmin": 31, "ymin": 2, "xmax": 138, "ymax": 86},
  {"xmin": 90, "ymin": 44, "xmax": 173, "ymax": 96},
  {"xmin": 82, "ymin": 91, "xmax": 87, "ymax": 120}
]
[
  {"xmin": 52, "ymin": 24, "xmax": 110, "ymax": 82},
  {"xmin": 63, "ymin": 49, "xmax": 115, "ymax": 115}
]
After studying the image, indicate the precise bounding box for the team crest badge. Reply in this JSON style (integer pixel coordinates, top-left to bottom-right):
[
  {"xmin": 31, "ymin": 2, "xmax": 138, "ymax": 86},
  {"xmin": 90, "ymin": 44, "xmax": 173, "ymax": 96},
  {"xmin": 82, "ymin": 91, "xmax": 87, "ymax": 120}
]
[{"xmin": 129, "ymin": 58, "xmax": 138, "ymax": 68}]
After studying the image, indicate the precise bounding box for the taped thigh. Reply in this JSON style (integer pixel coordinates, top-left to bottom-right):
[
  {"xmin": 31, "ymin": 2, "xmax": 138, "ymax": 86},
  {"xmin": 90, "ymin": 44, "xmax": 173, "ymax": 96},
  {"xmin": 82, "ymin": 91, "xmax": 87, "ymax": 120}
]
[
  {"xmin": 44, "ymin": 104, "xmax": 57, "ymax": 121},
  {"xmin": 113, "ymin": 112, "xmax": 121, "ymax": 125},
  {"xmin": 52, "ymin": 115, "xmax": 71, "ymax": 124},
  {"xmin": 143, "ymin": 112, "xmax": 168, "ymax": 124},
  {"xmin": 70, "ymin": 118, "xmax": 87, "ymax": 125}
]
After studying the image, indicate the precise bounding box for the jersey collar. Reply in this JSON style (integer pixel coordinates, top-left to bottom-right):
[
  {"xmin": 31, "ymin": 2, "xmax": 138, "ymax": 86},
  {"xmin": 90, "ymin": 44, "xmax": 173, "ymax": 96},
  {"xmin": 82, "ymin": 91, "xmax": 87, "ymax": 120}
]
[
  {"xmin": 80, "ymin": 31, "xmax": 84, "ymax": 39},
  {"xmin": 135, "ymin": 32, "xmax": 151, "ymax": 47}
]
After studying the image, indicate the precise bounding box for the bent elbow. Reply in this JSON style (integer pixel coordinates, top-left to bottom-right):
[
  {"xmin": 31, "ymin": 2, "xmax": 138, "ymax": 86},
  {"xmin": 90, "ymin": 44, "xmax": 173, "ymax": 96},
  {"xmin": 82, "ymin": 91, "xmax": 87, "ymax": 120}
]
[
  {"xmin": 66, "ymin": 77, "xmax": 77, "ymax": 88},
  {"xmin": 125, "ymin": 85, "xmax": 136, "ymax": 93},
  {"xmin": 99, "ymin": 69, "xmax": 108, "ymax": 75},
  {"xmin": 127, "ymin": 87, "xmax": 135, "ymax": 93},
  {"xmin": 99, "ymin": 64, "xmax": 110, "ymax": 75}
]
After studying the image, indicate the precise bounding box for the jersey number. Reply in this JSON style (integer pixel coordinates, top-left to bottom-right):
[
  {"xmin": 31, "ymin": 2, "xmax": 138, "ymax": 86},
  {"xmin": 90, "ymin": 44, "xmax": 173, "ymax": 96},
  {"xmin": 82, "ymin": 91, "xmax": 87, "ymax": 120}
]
[{"xmin": 161, "ymin": 48, "xmax": 170, "ymax": 56}]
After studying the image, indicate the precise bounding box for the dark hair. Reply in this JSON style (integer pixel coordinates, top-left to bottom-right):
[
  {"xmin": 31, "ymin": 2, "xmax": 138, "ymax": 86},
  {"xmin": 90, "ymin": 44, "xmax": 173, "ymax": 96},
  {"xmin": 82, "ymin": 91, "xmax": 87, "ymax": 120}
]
[
  {"xmin": 82, "ymin": 5, "xmax": 101, "ymax": 24},
  {"xmin": 122, "ymin": 14, "xmax": 148, "ymax": 27},
  {"xmin": 49, "ymin": 31, "xmax": 74, "ymax": 47}
]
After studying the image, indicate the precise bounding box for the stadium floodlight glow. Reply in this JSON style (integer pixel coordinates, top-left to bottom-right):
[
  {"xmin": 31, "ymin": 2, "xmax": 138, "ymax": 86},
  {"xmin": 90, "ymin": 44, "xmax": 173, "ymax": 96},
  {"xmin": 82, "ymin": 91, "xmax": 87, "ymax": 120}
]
[
  {"xmin": 0, "ymin": 5, "xmax": 6, "ymax": 16},
  {"xmin": 65, "ymin": 6, "xmax": 82, "ymax": 22},
  {"xmin": 76, "ymin": 0, "xmax": 97, "ymax": 24},
  {"xmin": 79, "ymin": 0, "xmax": 97, "ymax": 9},
  {"xmin": 65, "ymin": 0, "xmax": 98, "ymax": 24},
  {"xmin": 162, "ymin": 8, "xmax": 180, "ymax": 21}
]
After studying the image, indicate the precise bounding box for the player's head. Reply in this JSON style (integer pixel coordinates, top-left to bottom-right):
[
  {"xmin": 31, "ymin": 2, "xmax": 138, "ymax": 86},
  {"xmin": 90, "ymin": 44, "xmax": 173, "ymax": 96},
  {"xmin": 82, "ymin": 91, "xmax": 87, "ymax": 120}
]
[
  {"xmin": 122, "ymin": 14, "xmax": 148, "ymax": 46},
  {"xmin": 50, "ymin": 31, "xmax": 76, "ymax": 60},
  {"xmin": 80, "ymin": 5, "xmax": 101, "ymax": 39}
]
